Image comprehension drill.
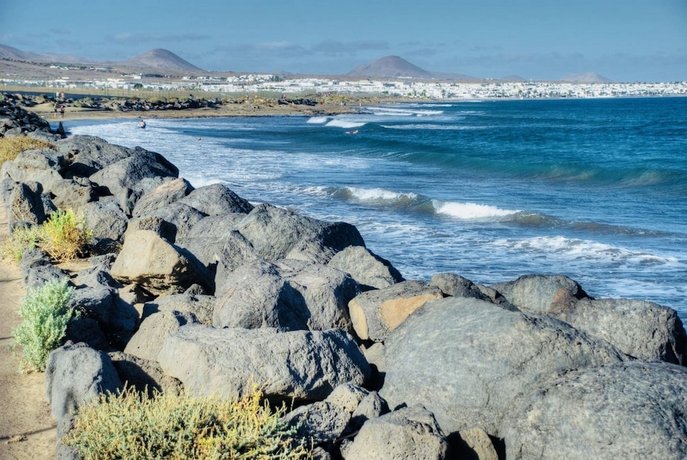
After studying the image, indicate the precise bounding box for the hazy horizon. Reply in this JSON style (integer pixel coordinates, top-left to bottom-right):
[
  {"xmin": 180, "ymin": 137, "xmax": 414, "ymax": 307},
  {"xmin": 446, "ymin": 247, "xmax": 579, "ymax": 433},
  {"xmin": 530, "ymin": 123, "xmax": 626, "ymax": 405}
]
[{"xmin": 1, "ymin": 0, "xmax": 686, "ymax": 82}]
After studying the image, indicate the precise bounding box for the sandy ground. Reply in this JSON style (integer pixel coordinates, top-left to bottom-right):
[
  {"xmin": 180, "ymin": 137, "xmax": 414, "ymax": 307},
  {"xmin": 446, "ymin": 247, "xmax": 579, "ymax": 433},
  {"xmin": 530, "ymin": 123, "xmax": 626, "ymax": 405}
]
[{"xmin": 0, "ymin": 207, "xmax": 56, "ymax": 460}]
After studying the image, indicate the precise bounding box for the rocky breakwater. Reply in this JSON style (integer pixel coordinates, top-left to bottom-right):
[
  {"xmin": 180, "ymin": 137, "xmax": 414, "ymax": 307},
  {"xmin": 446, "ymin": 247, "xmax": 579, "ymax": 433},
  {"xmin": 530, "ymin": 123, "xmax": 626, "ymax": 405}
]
[{"xmin": 1, "ymin": 107, "xmax": 687, "ymax": 459}]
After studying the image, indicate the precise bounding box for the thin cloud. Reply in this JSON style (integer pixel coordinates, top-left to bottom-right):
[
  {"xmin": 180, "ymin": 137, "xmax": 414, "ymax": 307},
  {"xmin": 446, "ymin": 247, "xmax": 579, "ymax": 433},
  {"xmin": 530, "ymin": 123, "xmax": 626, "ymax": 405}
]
[
  {"xmin": 311, "ymin": 40, "xmax": 389, "ymax": 56},
  {"xmin": 110, "ymin": 32, "xmax": 210, "ymax": 45}
]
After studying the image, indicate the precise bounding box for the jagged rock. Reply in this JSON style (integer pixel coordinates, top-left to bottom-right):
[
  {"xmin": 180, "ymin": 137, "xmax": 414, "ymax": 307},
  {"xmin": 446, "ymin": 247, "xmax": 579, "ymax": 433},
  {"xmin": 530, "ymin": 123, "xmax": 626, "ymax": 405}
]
[
  {"xmin": 555, "ymin": 298, "xmax": 687, "ymax": 365},
  {"xmin": 1, "ymin": 148, "xmax": 65, "ymax": 192},
  {"xmin": 343, "ymin": 406, "xmax": 449, "ymax": 460},
  {"xmin": 177, "ymin": 183, "xmax": 253, "ymax": 216},
  {"xmin": 217, "ymin": 204, "xmax": 364, "ymax": 270},
  {"xmin": 118, "ymin": 283, "xmax": 155, "ymax": 304},
  {"xmin": 348, "ymin": 281, "xmax": 444, "ymax": 342},
  {"xmin": 48, "ymin": 177, "xmax": 98, "ymax": 212},
  {"xmin": 158, "ymin": 325, "xmax": 370, "ymax": 403},
  {"xmin": 110, "ymin": 230, "xmax": 212, "ymax": 295},
  {"xmin": 491, "ymin": 274, "xmax": 588, "ymax": 314},
  {"xmin": 381, "ymin": 297, "xmax": 627, "ymax": 436},
  {"xmin": 19, "ymin": 247, "xmax": 51, "ymax": 279},
  {"xmin": 284, "ymin": 383, "xmax": 387, "ymax": 445},
  {"xmin": 131, "ymin": 177, "xmax": 194, "ymax": 218},
  {"xmin": 455, "ymin": 428, "xmax": 499, "ymax": 460},
  {"xmin": 25, "ymin": 264, "xmax": 70, "ymax": 291},
  {"xmin": 124, "ymin": 310, "xmax": 197, "ymax": 362},
  {"xmin": 89, "ymin": 147, "xmax": 178, "ymax": 214},
  {"xmin": 176, "ymin": 213, "xmax": 249, "ymax": 268},
  {"xmin": 108, "ymin": 351, "xmax": 183, "ymax": 396},
  {"xmin": 45, "ymin": 343, "xmax": 122, "ymax": 435},
  {"xmin": 147, "ymin": 201, "xmax": 206, "ymax": 241},
  {"xmin": 57, "ymin": 135, "xmax": 133, "ymax": 177},
  {"xmin": 213, "ymin": 260, "xmax": 359, "ymax": 332},
  {"xmin": 125, "ymin": 216, "xmax": 176, "ymax": 242},
  {"xmin": 8, "ymin": 182, "xmax": 49, "ymax": 227},
  {"xmin": 429, "ymin": 272, "xmax": 490, "ymax": 301},
  {"xmin": 65, "ymin": 317, "xmax": 110, "ymax": 351},
  {"xmin": 328, "ymin": 245, "xmax": 404, "ymax": 289},
  {"xmin": 503, "ymin": 362, "xmax": 687, "ymax": 459},
  {"xmin": 141, "ymin": 292, "xmax": 215, "ymax": 325},
  {"xmin": 81, "ymin": 198, "xmax": 128, "ymax": 250}
]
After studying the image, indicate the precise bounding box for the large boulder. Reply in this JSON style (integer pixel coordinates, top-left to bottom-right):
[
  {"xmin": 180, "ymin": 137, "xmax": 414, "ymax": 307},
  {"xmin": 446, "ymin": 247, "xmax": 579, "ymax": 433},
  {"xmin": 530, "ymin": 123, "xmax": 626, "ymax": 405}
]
[
  {"xmin": 503, "ymin": 362, "xmax": 687, "ymax": 459},
  {"xmin": 328, "ymin": 246, "xmax": 404, "ymax": 289},
  {"xmin": 108, "ymin": 351, "xmax": 182, "ymax": 396},
  {"xmin": 89, "ymin": 147, "xmax": 178, "ymax": 214},
  {"xmin": 124, "ymin": 310, "xmax": 197, "ymax": 362},
  {"xmin": 8, "ymin": 181, "xmax": 49, "ymax": 228},
  {"xmin": 348, "ymin": 281, "xmax": 444, "ymax": 342},
  {"xmin": 146, "ymin": 201, "xmax": 207, "ymax": 241},
  {"xmin": 110, "ymin": 230, "xmax": 212, "ymax": 294},
  {"xmin": 343, "ymin": 406, "xmax": 449, "ymax": 460},
  {"xmin": 217, "ymin": 204, "xmax": 364, "ymax": 270},
  {"xmin": 158, "ymin": 325, "xmax": 370, "ymax": 403},
  {"xmin": 176, "ymin": 213, "xmax": 248, "ymax": 268},
  {"xmin": 1, "ymin": 148, "xmax": 65, "ymax": 192},
  {"xmin": 177, "ymin": 183, "xmax": 253, "ymax": 216},
  {"xmin": 429, "ymin": 272, "xmax": 492, "ymax": 302},
  {"xmin": 131, "ymin": 177, "xmax": 194, "ymax": 218},
  {"xmin": 556, "ymin": 298, "xmax": 687, "ymax": 365},
  {"xmin": 381, "ymin": 297, "xmax": 627, "ymax": 436},
  {"xmin": 81, "ymin": 198, "xmax": 128, "ymax": 249},
  {"xmin": 45, "ymin": 343, "xmax": 122, "ymax": 435},
  {"xmin": 491, "ymin": 274, "xmax": 588, "ymax": 314},
  {"xmin": 57, "ymin": 135, "xmax": 133, "ymax": 177},
  {"xmin": 213, "ymin": 260, "xmax": 359, "ymax": 332},
  {"xmin": 141, "ymin": 292, "xmax": 215, "ymax": 325}
]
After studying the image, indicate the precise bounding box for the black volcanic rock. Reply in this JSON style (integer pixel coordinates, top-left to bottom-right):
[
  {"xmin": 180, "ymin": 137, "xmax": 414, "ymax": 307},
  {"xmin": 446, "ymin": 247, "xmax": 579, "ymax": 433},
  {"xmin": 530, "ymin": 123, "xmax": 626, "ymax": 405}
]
[{"xmin": 347, "ymin": 55, "xmax": 432, "ymax": 79}]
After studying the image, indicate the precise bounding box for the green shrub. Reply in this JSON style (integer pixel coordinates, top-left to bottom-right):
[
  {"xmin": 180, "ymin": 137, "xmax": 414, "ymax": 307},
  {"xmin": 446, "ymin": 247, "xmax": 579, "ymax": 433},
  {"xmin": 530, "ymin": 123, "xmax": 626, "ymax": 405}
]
[
  {"xmin": 40, "ymin": 209, "xmax": 92, "ymax": 261},
  {"xmin": 63, "ymin": 387, "xmax": 312, "ymax": 460},
  {"xmin": 0, "ymin": 224, "xmax": 43, "ymax": 262},
  {"xmin": 0, "ymin": 209, "xmax": 93, "ymax": 262},
  {"xmin": 0, "ymin": 136, "xmax": 55, "ymax": 166},
  {"xmin": 13, "ymin": 280, "xmax": 74, "ymax": 372}
]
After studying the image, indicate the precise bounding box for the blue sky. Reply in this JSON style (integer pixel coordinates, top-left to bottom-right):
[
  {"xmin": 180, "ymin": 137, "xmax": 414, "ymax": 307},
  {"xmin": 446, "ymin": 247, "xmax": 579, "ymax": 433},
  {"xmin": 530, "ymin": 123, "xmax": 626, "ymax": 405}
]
[{"xmin": 1, "ymin": 0, "xmax": 685, "ymax": 81}]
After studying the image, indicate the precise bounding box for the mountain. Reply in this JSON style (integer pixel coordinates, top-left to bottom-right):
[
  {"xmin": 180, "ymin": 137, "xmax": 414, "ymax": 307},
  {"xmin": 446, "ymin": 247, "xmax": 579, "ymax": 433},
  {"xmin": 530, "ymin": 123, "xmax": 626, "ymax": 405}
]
[
  {"xmin": 561, "ymin": 72, "xmax": 612, "ymax": 83},
  {"xmin": 348, "ymin": 55, "xmax": 433, "ymax": 79},
  {"xmin": 122, "ymin": 49, "xmax": 203, "ymax": 72},
  {"xmin": 0, "ymin": 44, "xmax": 84, "ymax": 64}
]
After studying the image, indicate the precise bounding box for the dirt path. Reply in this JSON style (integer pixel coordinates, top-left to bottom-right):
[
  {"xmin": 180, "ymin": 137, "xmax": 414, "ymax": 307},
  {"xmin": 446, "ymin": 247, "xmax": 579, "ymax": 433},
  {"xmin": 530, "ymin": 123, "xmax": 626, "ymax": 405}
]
[{"xmin": 0, "ymin": 207, "xmax": 56, "ymax": 459}]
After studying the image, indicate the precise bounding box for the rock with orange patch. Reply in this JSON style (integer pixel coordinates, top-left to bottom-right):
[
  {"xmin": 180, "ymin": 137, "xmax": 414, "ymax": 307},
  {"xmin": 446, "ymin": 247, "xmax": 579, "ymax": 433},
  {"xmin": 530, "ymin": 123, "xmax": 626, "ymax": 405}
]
[{"xmin": 348, "ymin": 281, "xmax": 443, "ymax": 342}]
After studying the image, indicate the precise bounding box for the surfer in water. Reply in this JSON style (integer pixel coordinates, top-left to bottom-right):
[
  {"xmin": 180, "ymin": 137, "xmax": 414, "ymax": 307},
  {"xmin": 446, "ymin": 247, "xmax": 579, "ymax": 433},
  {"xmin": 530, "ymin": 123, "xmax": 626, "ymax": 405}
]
[
  {"xmin": 345, "ymin": 129, "xmax": 359, "ymax": 135},
  {"xmin": 138, "ymin": 119, "xmax": 146, "ymax": 129}
]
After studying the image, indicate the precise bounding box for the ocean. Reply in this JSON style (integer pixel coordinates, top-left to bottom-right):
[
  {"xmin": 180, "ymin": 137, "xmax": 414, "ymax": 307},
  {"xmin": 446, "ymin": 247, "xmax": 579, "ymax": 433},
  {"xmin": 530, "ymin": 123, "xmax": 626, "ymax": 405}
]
[{"xmin": 65, "ymin": 97, "xmax": 687, "ymax": 319}]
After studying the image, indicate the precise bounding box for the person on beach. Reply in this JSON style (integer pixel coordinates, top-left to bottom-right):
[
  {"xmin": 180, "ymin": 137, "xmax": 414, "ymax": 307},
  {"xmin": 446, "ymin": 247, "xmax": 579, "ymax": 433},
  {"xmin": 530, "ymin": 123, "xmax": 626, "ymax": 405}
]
[{"xmin": 59, "ymin": 105, "xmax": 65, "ymax": 118}]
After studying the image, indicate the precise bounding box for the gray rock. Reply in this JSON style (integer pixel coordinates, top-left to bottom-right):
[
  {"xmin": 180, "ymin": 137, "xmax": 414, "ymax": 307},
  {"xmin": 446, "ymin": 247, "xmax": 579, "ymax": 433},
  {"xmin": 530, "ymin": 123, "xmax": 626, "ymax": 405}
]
[
  {"xmin": 147, "ymin": 201, "xmax": 207, "ymax": 241},
  {"xmin": 503, "ymin": 361, "xmax": 687, "ymax": 459},
  {"xmin": 132, "ymin": 177, "xmax": 194, "ymax": 218},
  {"xmin": 48, "ymin": 177, "xmax": 98, "ymax": 213},
  {"xmin": 328, "ymin": 246, "xmax": 404, "ymax": 289},
  {"xmin": 65, "ymin": 317, "xmax": 110, "ymax": 351},
  {"xmin": 348, "ymin": 281, "xmax": 444, "ymax": 342},
  {"xmin": 178, "ymin": 183, "xmax": 253, "ymax": 216},
  {"xmin": 108, "ymin": 351, "xmax": 183, "ymax": 396},
  {"xmin": 455, "ymin": 428, "xmax": 499, "ymax": 460},
  {"xmin": 343, "ymin": 406, "xmax": 448, "ymax": 460},
  {"xmin": 89, "ymin": 147, "xmax": 178, "ymax": 214},
  {"xmin": 8, "ymin": 182, "xmax": 48, "ymax": 227},
  {"xmin": 81, "ymin": 198, "xmax": 128, "ymax": 249},
  {"xmin": 124, "ymin": 216, "xmax": 176, "ymax": 242},
  {"xmin": 111, "ymin": 230, "xmax": 213, "ymax": 295},
  {"xmin": 19, "ymin": 247, "xmax": 51, "ymax": 279},
  {"xmin": 124, "ymin": 310, "xmax": 197, "ymax": 362},
  {"xmin": 141, "ymin": 292, "xmax": 215, "ymax": 325},
  {"xmin": 1, "ymin": 148, "xmax": 65, "ymax": 193},
  {"xmin": 213, "ymin": 260, "xmax": 359, "ymax": 332},
  {"xmin": 25, "ymin": 264, "xmax": 70, "ymax": 291},
  {"xmin": 222, "ymin": 203, "xmax": 364, "ymax": 267},
  {"xmin": 57, "ymin": 135, "xmax": 133, "ymax": 177},
  {"xmin": 45, "ymin": 343, "xmax": 122, "ymax": 435},
  {"xmin": 491, "ymin": 274, "xmax": 588, "ymax": 314},
  {"xmin": 556, "ymin": 298, "xmax": 687, "ymax": 365},
  {"xmin": 381, "ymin": 297, "xmax": 627, "ymax": 436},
  {"xmin": 176, "ymin": 213, "xmax": 248, "ymax": 268},
  {"xmin": 214, "ymin": 230, "xmax": 259, "ymax": 277},
  {"xmin": 158, "ymin": 325, "xmax": 370, "ymax": 403},
  {"xmin": 429, "ymin": 272, "xmax": 490, "ymax": 301}
]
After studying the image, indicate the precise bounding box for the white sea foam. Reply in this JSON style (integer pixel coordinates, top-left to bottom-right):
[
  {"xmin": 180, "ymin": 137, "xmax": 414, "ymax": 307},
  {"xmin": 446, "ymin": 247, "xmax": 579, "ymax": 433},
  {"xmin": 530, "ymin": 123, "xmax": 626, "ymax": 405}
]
[
  {"xmin": 345, "ymin": 187, "xmax": 419, "ymax": 203},
  {"xmin": 307, "ymin": 116, "xmax": 330, "ymax": 124},
  {"xmin": 492, "ymin": 236, "xmax": 680, "ymax": 266},
  {"xmin": 325, "ymin": 119, "xmax": 367, "ymax": 129},
  {"xmin": 381, "ymin": 123, "xmax": 470, "ymax": 130},
  {"xmin": 433, "ymin": 200, "xmax": 520, "ymax": 219},
  {"xmin": 367, "ymin": 106, "xmax": 444, "ymax": 117}
]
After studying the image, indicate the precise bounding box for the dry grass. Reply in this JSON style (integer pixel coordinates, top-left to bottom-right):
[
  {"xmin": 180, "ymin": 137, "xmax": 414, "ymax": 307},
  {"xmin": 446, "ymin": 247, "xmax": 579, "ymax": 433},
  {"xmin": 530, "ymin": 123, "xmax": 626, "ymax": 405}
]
[
  {"xmin": 0, "ymin": 136, "xmax": 54, "ymax": 166},
  {"xmin": 63, "ymin": 387, "xmax": 312, "ymax": 460}
]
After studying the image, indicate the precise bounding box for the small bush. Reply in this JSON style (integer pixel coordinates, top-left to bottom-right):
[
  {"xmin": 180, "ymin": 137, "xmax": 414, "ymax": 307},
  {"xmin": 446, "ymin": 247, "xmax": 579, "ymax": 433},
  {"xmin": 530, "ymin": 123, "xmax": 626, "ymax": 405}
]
[
  {"xmin": 0, "ymin": 224, "xmax": 43, "ymax": 262},
  {"xmin": 13, "ymin": 280, "xmax": 74, "ymax": 372},
  {"xmin": 0, "ymin": 136, "xmax": 54, "ymax": 166},
  {"xmin": 63, "ymin": 388, "xmax": 311, "ymax": 460},
  {"xmin": 40, "ymin": 209, "xmax": 92, "ymax": 261},
  {"xmin": 0, "ymin": 209, "xmax": 93, "ymax": 263}
]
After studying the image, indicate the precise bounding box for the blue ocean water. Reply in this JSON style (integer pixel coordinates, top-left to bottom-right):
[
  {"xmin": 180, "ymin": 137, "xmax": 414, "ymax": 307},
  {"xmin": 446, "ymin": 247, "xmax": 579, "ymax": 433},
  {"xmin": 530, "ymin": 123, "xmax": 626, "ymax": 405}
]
[{"xmin": 66, "ymin": 97, "xmax": 687, "ymax": 318}]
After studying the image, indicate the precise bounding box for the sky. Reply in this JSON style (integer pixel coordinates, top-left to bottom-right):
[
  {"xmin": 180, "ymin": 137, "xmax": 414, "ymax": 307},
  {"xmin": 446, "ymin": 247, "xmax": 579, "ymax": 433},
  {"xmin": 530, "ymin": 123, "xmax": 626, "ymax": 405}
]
[{"xmin": 1, "ymin": 0, "xmax": 686, "ymax": 81}]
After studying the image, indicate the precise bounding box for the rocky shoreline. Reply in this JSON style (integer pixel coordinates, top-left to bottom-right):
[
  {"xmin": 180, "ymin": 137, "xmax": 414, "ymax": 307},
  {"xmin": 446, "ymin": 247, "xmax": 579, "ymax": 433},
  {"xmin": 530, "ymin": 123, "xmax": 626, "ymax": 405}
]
[{"xmin": 2, "ymin": 96, "xmax": 687, "ymax": 459}]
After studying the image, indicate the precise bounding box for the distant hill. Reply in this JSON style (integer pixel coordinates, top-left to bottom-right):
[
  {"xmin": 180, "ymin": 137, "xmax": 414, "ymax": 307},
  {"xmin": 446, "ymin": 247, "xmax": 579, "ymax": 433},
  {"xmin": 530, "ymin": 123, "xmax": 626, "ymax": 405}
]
[
  {"xmin": 0, "ymin": 44, "xmax": 84, "ymax": 64},
  {"xmin": 348, "ymin": 55, "xmax": 433, "ymax": 79},
  {"xmin": 561, "ymin": 72, "xmax": 611, "ymax": 83},
  {"xmin": 122, "ymin": 49, "xmax": 203, "ymax": 72}
]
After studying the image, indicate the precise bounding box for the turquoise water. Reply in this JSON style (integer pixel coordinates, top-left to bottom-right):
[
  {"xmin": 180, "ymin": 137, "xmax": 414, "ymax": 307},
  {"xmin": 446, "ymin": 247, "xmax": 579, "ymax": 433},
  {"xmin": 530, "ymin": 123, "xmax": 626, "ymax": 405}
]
[{"xmin": 66, "ymin": 97, "xmax": 687, "ymax": 318}]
